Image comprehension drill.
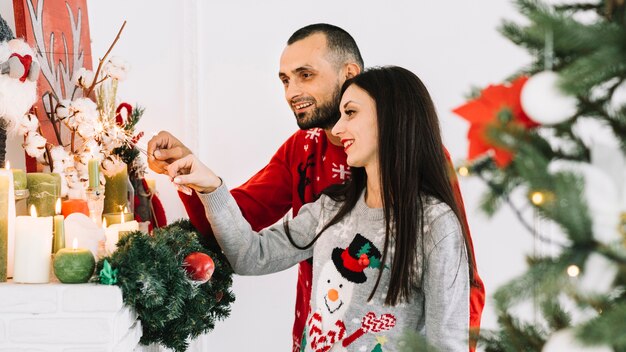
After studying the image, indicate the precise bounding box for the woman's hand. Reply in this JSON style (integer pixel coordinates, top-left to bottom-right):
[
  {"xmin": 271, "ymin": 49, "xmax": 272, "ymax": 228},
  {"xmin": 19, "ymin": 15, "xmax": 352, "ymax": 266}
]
[{"xmin": 166, "ymin": 154, "xmax": 222, "ymax": 194}]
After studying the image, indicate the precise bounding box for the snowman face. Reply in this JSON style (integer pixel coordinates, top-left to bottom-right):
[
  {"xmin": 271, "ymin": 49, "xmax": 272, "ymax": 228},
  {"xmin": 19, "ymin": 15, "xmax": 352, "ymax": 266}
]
[{"xmin": 316, "ymin": 261, "xmax": 355, "ymax": 318}]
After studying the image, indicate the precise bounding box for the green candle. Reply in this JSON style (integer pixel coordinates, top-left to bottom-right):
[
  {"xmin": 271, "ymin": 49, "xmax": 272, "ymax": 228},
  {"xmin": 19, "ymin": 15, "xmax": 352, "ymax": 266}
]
[
  {"xmin": 53, "ymin": 239, "xmax": 95, "ymax": 283},
  {"xmin": 0, "ymin": 171, "xmax": 11, "ymax": 282},
  {"xmin": 53, "ymin": 199, "xmax": 65, "ymax": 254},
  {"xmin": 103, "ymin": 165, "xmax": 128, "ymax": 214},
  {"xmin": 26, "ymin": 173, "xmax": 61, "ymax": 217},
  {"xmin": 88, "ymin": 158, "xmax": 100, "ymax": 190},
  {"xmin": 12, "ymin": 169, "xmax": 27, "ymax": 191}
]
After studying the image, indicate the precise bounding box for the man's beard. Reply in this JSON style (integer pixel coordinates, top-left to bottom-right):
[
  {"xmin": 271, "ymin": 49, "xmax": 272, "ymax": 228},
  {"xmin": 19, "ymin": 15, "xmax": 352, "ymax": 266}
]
[{"xmin": 294, "ymin": 86, "xmax": 341, "ymax": 130}]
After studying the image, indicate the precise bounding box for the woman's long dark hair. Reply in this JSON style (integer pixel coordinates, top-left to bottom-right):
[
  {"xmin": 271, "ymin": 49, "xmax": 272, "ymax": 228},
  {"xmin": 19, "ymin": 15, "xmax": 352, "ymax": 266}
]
[{"xmin": 286, "ymin": 66, "xmax": 476, "ymax": 306}]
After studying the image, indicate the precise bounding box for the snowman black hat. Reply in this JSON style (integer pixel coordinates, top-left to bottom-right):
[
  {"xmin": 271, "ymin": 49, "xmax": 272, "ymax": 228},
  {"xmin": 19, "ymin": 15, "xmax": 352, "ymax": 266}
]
[{"xmin": 331, "ymin": 233, "xmax": 382, "ymax": 284}]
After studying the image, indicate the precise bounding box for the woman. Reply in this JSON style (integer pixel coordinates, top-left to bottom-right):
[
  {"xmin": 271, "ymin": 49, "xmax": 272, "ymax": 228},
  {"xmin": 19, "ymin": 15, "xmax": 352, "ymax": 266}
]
[{"xmin": 169, "ymin": 66, "xmax": 473, "ymax": 351}]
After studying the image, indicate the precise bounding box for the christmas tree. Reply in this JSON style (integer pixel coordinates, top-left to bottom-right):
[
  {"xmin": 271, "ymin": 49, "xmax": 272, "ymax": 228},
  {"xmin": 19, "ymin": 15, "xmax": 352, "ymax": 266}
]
[{"xmin": 453, "ymin": 0, "xmax": 626, "ymax": 350}]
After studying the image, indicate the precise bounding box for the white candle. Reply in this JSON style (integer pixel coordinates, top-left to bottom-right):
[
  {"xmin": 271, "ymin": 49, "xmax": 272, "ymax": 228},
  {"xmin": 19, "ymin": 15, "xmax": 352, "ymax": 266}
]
[
  {"xmin": 107, "ymin": 212, "xmax": 139, "ymax": 252},
  {"xmin": 0, "ymin": 161, "xmax": 15, "ymax": 280},
  {"xmin": 13, "ymin": 205, "xmax": 53, "ymax": 283}
]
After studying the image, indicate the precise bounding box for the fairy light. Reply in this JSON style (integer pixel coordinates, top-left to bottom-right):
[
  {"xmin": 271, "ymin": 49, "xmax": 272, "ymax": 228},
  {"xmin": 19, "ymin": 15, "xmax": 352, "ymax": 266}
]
[
  {"xmin": 530, "ymin": 191, "xmax": 545, "ymax": 206},
  {"xmin": 457, "ymin": 166, "xmax": 470, "ymax": 177},
  {"xmin": 567, "ymin": 265, "xmax": 580, "ymax": 277}
]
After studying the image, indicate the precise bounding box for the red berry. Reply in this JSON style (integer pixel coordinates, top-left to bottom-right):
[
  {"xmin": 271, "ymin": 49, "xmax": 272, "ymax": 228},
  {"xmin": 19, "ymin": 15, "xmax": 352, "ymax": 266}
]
[
  {"xmin": 183, "ymin": 252, "xmax": 215, "ymax": 283},
  {"xmin": 358, "ymin": 253, "xmax": 370, "ymax": 267}
]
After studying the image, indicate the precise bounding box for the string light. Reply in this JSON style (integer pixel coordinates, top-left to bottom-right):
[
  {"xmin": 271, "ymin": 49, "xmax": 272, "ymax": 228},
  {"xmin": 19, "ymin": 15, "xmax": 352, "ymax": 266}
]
[
  {"xmin": 530, "ymin": 191, "xmax": 545, "ymax": 206},
  {"xmin": 457, "ymin": 166, "xmax": 470, "ymax": 177},
  {"xmin": 567, "ymin": 265, "xmax": 580, "ymax": 277}
]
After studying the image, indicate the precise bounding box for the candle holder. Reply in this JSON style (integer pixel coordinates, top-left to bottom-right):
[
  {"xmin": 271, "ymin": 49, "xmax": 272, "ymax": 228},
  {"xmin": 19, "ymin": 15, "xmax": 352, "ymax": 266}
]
[{"xmin": 86, "ymin": 188, "xmax": 104, "ymax": 227}]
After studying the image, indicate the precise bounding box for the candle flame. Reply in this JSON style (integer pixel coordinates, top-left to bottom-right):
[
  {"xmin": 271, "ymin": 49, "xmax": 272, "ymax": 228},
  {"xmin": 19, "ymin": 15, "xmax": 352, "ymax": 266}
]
[
  {"xmin": 55, "ymin": 198, "xmax": 62, "ymax": 215},
  {"xmin": 120, "ymin": 212, "xmax": 125, "ymax": 224},
  {"xmin": 102, "ymin": 218, "xmax": 108, "ymax": 228},
  {"xmin": 72, "ymin": 238, "xmax": 78, "ymax": 250},
  {"xmin": 30, "ymin": 204, "xmax": 38, "ymax": 217},
  {"xmin": 123, "ymin": 206, "xmax": 128, "ymax": 213},
  {"xmin": 4, "ymin": 160, "xmax": 9, "ymax": 170}
]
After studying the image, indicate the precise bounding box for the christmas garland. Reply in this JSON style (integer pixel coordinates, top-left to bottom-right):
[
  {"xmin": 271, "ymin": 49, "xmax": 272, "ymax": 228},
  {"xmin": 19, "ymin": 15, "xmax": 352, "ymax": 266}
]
[{"xmin": 95, "ymin": 219, "xmax": 235, "ymax": 352}]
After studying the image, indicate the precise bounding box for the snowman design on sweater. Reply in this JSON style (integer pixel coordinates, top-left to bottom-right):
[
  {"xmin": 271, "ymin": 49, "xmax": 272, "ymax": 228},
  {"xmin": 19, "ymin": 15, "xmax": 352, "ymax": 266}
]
[{"xmin": 304, "ymin": 234, "xmax": 397, "ymax": 352}]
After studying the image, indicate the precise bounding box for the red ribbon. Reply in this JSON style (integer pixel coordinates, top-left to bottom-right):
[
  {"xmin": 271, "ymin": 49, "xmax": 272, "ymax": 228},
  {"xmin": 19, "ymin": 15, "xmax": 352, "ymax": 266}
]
[
  {"xmin": 9, "ymin": 53, "xmax": 33, "ymax": 82},
  {"xmin": 115, "ymin": 102, "xmax": 133, "ymax": 126}
]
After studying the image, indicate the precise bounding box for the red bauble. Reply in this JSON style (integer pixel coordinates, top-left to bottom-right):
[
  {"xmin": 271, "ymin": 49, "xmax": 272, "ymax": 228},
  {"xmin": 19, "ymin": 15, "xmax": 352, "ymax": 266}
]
[{"xmin": 183, "ymin": 252, "xmax": 215, "ymax": 283}]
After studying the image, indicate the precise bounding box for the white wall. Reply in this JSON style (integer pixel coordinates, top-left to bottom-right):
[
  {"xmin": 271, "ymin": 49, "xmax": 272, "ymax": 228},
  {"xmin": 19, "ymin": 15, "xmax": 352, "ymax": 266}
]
[{"xmin": 4, "ymin": 0, "xmax": 540, "ymax": 350}]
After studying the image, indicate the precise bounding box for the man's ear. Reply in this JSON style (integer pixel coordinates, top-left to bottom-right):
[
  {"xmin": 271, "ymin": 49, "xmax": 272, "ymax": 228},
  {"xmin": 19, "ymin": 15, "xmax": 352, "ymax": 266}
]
[{"xmin": 345, "ymin": 63, "xmax": 361, "ymax": 79}]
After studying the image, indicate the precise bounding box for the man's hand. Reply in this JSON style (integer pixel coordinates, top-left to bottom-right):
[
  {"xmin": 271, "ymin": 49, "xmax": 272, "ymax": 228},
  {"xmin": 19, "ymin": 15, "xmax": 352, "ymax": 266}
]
[
  {"xmin": 147, "ymin": 131, "xmax": 192, "ymax": 174},
  {"xmin": 167, "ymin": 155, "xmax": 222, "ymax": 194}
]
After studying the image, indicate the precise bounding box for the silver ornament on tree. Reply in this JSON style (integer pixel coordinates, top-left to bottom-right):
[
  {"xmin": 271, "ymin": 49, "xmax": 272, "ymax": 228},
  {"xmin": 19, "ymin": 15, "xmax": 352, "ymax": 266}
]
[
  {"xmin": 521, "ymin": 71, "xmax": 578, "ymax": 125},
  {"xmin": 520, "ymin": 30, "xmax": 578, "ymax": 125}
]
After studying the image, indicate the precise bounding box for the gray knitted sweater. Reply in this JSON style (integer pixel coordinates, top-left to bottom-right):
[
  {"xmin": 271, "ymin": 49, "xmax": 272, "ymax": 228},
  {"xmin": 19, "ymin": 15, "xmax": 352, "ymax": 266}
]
[{"xmin": 199, "ymin": 184, "xmax": 469, "ymax": 351}]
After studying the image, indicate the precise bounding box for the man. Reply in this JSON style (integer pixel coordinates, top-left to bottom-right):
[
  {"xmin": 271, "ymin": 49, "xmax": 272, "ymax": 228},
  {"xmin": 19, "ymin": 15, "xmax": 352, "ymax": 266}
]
[{"xmin": 148, "ymin": 23, "xmax": 484, "ymax": 351}]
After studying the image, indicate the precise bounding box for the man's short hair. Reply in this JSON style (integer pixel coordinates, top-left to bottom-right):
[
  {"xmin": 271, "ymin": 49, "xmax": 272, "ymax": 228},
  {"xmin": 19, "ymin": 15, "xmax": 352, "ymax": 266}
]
[{"xmin": 288, "ymin": 23, "xmax": 364, "ymax": 71}]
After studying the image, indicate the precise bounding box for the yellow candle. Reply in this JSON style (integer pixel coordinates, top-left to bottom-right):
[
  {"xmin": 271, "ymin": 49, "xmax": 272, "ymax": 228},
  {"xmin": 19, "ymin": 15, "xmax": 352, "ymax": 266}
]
[
  {"xmin": 53, "ymin": 198, "xmax": 65, "ymax": 254},
  {"xmin": 88, "ymin": 158, "xmax": 100, "ymax": 190},
  {"xmin": 0, "ymin": 162, "xmax": 15, "ymax": 282},
  {"xmin": 14, "ymin": 205, "xmax": 53, "ymax": 283}
]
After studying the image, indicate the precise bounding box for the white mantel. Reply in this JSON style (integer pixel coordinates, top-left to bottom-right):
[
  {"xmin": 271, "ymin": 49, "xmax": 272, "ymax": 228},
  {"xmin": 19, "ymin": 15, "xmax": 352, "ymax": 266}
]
[{"xmin": 0, "ymin": 281, "xmax": 142, "ymax": 351}]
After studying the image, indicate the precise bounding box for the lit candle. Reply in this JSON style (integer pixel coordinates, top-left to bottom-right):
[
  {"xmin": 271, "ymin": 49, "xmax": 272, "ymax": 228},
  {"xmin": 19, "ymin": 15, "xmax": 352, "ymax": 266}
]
[
  {"xmin": 13, "ymin": 205, "xmax": 53, "ymax": 283},
  {"xmin": 53, "ymin": 238, "xmax": 95, "ymax": 283},
  {"xmin": 53, "ymin": 199, "xmax": 65, "ymax": 254},
  {"xmin": 0, "ymin": 161, "xmax": 16, "ymax": 281},
  {"xmin": 102, "ymin": 211, "xmax": 134, "ymax": 226},
  {"xmin": 108, "ymin": 211, "xmax": 139, "ymax": 241},
  {"xmin": 88, "ymin": 157, "xmax": 100, "ymax": 190}
]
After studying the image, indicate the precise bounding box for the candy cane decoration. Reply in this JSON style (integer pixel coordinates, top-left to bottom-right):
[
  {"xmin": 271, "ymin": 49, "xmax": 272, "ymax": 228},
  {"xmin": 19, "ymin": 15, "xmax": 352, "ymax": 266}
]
[{"xmin": 342, "ymin": 312, "xmax": 396, "ymax": 347}]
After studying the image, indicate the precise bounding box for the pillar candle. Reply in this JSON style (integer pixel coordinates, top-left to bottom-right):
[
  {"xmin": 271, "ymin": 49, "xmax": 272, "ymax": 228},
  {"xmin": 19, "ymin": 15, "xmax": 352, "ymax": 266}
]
[
  {"xmin": 26, "ymin": 172, "xmax": 61, "ymax": 217},
  {"xmin": 53, "ymin": 199, "xmax": 65, "ymax": 254},
  {"xmin": 102, "ymin": 211, "xmax": 134, "ymax": 226},
  {"xmin": 88, "ymin": 158, "xmax": 100, "ymax": 190},
  {"xmin": 61, "ymin": 198, "xmax": 90, "ymax": 218},
  {"xmin": 12, "ymin": 169, "xmax": 27, "ymax": 191},
  {"xmin": 107, "ymin": 215, "xmax": 139, "ymax": 252},
  {"xmin": 0, "ymin": 165, "xmax": 15, "ymax": 282},
  {"xmin": 104, "ymin": 165, "xmax": 128, "ymax": 214},
  {"xmin": 13, "ymin": 205, "xmax": 53, "ymax": 284}
]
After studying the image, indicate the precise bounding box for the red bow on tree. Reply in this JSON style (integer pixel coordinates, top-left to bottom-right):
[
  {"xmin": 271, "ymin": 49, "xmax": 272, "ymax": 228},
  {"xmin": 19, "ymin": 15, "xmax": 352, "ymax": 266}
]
[{"xmin": 453, "ymin": 76, "xmax": 538, "ymax": 168}]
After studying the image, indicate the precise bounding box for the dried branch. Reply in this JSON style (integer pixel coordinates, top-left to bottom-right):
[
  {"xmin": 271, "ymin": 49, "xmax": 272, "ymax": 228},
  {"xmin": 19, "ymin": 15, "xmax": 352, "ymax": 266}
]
[{"xmin": 85, "ymin": 21, "xmax": 127, "ymax": 97}]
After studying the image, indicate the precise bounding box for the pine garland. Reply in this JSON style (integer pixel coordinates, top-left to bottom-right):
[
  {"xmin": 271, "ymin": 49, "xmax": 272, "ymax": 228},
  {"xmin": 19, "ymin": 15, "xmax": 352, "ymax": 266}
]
[{"xmin": 95, "ymin": 219, "xmax": 235, "ymax": 352}]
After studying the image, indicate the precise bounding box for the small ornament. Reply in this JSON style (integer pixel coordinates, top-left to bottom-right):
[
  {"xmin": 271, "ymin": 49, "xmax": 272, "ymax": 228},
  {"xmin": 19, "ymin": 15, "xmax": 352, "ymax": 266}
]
[
  {"xmin": 542, "ymin": 329, "xmax": 611, "ymax": 352},
  {"xmin": 183, "ymin": 252, "xmax": 215, "ymax": 283},
  {"xmin": 521, "ymin": 71, "xmax": 578, "ymax": 125}
]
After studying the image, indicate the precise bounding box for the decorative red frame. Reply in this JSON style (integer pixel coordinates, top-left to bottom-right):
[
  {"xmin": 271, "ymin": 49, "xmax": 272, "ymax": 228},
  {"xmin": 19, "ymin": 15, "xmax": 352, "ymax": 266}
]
[{"xmin": 12, "ymin": 0, "xmax": 92, "ymax": 172}]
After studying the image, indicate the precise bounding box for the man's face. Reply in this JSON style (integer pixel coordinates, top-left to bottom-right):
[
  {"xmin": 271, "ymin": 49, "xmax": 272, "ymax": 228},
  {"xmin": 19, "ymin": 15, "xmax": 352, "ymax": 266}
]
[{"xmin": 279, "ymin": 33, "xmax": 343, "ymax": 130}]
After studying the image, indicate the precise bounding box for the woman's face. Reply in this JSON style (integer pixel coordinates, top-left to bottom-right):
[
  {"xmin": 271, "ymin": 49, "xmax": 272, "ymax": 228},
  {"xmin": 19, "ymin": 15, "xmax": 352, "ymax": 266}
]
[{"xmin": 331, "ymin": 85, "xmax": 378, "ymax": 169}]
